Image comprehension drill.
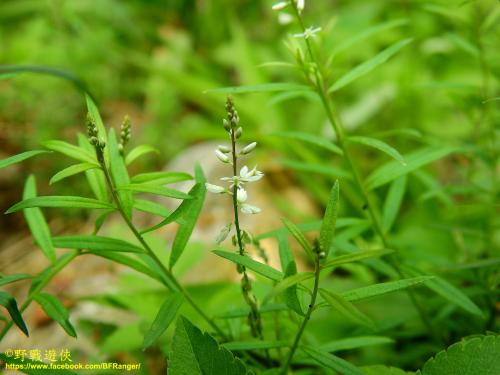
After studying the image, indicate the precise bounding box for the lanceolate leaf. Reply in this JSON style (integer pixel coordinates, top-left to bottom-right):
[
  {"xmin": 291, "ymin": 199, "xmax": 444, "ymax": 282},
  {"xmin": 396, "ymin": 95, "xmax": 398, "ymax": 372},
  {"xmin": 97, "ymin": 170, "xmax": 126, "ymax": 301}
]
[
  {"xmin": 134, "ymin": 199, "xmax": 172, "ymax": 218},
  {"xmin": 281, "ymin": 218, "xmax": 314, "ymax": 261},
  {"xmin": 108, "ymin": 128, "xmax": 134, "ymax": 218},
  {"xmin": 0, "ymin": 274, "xmax": 32, "ymax": 287},
  {"xmin": 283, "ymin": 262, "xmax": 304, "ymax": 316},
  {"xmin": 347, "ymin": 136, "xmax": 406, "ymax": 165},
  {"xmin": 52, "ymin": 235, "xmax": 144, "ymax": 253},
  {"xmin": 131, "ymin": 171, "xmax": 193, "ymax": 185},
  {"xmin": 417, "ymin": 335, "xmax": 500, "ymax": 375},
  {"xmin": 42, "ymin": 140, "xmax": 96, "ymax": 164},
  {"xmin": 143, "ymin": 293, "xmax": 184, "ymax": 349},
  {"xmin": 205, "ymin": 82, "xmax": 311, "ymax": 94},
  {"xmin": 6, "ymin": 196, "xmax": 114, "ymax": 213},
  {"xmin": 169, "ymin": 316, "xmax": 248, "ymax": 375},
  {"xmin": 213, "ymin": 250, "xmax": 283, "ymax": 281},
  {"xmin": 222, "ymin": 341, "xmax": 288, "ymax": 351},
  {"xmin": 319, "ymin": 180, "xmax": 339, "ymax": 255},
  {"xmin": 319, "ymin": 289, "xmax": 375, "ymax": 329},
  {"xmin": 0, "ymin": 150, "xmax": 50, "ymax": 170},
  {"xmin": 23, "ymin": 175, "xmax": 56, "ymax": 263},
  {"xmin": 272, "ymin": 131, "xmax": 343, "ymax": 155},
  {"xmin": 382, "ymin": 175, "xmax": 407, "ymax": 232},
  {"xmin": 33, "ymin": 293, "xmax": 77, "ymax": 337},
  {"xmin": 302, "ymin": 346, "xmax": 364, "ymax": 375},
  {"xmin": 320, "ymin": 336, "xmax": 394, "ymax": 352},
  {"xmin": 125, "ymin": 145, "xmax": 159, "ymax": 166},
  {"xmin": 265, "ymin": 272, "xmax": 315, "ymax": 302},
  {"xmin": 323, "ymin": 249, "xmax": 394, "ymax": 271},
  {"xmin": 49, "ymin": 162, "xmax": 100, "ymax": 185},
  {"xmin": 341, "ymin": 276, "xmax": 433, "ymax": 302},
  {"xmin": 329, "ymin": 38, "xmax": 413, "ymax": 92},
  {"xmin": 169, "ymin": 165, "xmax": 206, "ymax": 269},
  {"xmin": 366, "ymin": 146, "xmax": 459, "ymax": 190},
  {"xmin": 78, "ymin": 134, "xmax": 108, "ymax": 202},
  {"xmin": 119, "ymin": 184, "xmax": 192, "ymax": 200},
  {"xmin": 0, "ymin": 291, "xmax": 29, "ymax": 336}
]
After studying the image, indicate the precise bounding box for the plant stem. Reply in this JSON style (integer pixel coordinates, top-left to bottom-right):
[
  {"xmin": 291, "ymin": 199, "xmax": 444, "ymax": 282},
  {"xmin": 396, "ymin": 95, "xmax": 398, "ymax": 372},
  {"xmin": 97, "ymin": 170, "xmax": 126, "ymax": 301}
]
[
  {"xmin": 99, "ymin": 157, "xmax": 228, "ymax": 340},
  {"xmin": 281, "ymin": 251, "xmax": 321, "ymax": 374},
  {"xmin": 290, "ymin": 3, "xmax": 439, "ymax": 341},
  {"xmin": 229, "ymin": 128, "xmax": 264, "ymax": 341},
  {"xmin": 0, "ymin": 250, "xmax": 79, "ymax": 341}
]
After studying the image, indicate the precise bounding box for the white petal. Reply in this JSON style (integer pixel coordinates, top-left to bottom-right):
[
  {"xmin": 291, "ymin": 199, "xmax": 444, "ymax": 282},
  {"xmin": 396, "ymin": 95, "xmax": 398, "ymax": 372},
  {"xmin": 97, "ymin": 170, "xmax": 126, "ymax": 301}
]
[
  {"xmin": 241, "ymin": 204, "xmax": 261, "ymax": 214},
  {"xmin": 296, "ymin": 0, "xmax": 305, "ymax": 11},
  {"xmin": 236, "ymin": 188, "xmax": 248, "ymax": 203},
  {"xmin": 239, "ymin": 165, "xmax": 249, "ymax": 178},
  {"xmin": 278, "ymin": 12, "xmax": 293, "ymax": 25},
  {"xmin": 205, "ymin": 183, "xmax": 226, "ymax": 194}
]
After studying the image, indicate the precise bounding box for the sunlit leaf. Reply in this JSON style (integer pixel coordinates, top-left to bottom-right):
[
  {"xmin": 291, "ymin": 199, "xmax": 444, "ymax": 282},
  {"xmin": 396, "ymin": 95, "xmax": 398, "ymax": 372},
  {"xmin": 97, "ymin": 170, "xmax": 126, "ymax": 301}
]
[
  {"xmin": 108, "ymin": 128, "xmax": 133, "ymax": 218},
  {"xmin": 49, "ymin": 162, "xmax": 100, "ymax": 185},
  {"xmin": 42, "ymin": 140, "xmax": 96, "ymax": 164},
  {"xmin": 6, "ymin": 196, "xmax": 113, "ymax": 213},
  {"xmin": 125, "ymin": 145, "xmax": 159, "ymax": 165},
  {"xmin": 52, "ymin": 235, "xmax": 144, "ymax": 253},
  {"xmin": 131, "ymin": 171, "xmax": 193, "ymax": 185},
  {"xmin": 119, "ymin": 184, "xmax": 192, "ymax": 200},
  {"xmin": 134, "ymin": 199, "xmax": 172, "ymax": 218},
  {"xmin": 33, "ymin": 293, "xmax": 77, "ymax": 337},
  {"xmin": 213, "ymin": 250, "xmax": 283, "ymax": 281},
  {"xmin": 0, "ymin": 274, "xmax": 32, "ymax": 287},
  {"xmin": 0, "ymin": 150, "xmax": 50, "ymax": 170}
]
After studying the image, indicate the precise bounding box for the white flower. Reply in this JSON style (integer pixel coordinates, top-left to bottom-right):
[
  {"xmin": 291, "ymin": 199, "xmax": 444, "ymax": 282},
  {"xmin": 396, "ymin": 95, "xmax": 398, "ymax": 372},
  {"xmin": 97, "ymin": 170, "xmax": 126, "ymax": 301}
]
[
  {"xmin": 241, "ymin": 204, "xmax": 261, "ymax": 214},
  {"xmin": 296, "ymin": 0, "xmax": 305, "ymax": 12},
  {"xmin": 236, "ymin": 188, "xmax": 247, "ymax": 203},
  {"xmin": 293, "ymin": 26, "xmax": 321, "ymax": 39},
  {"xmin": 272, "ymin": 1, "xmax": 288, "ymax": 11},
  {"xmin": 215, "ymin": 149, "xmax": 230, "ymax": 163},
  {"xmin": 278, "ymin": 13, "xmax": 293, "ymax": 25},
  {"xmin": 240, "ymin": 142, "xmax": 257, "ymax": 155},
  {"xmin": 205, "ymin": 183, "xmax": 226, "ymax": 194},
  {"xmin": 239, "ymin": 165, "xmax": 264, "ymax": 182}
]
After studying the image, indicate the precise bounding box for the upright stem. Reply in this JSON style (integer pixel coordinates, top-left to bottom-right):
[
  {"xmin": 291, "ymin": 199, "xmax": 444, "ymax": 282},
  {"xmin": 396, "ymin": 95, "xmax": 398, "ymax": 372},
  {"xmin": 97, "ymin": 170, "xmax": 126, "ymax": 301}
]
[
  {"xmin": 229, "ymin": 129, "xmax": 264, "ymax": 340},
  {"xmin": 281, "ymin": 251, "xmax": 321, "ymax": 374},
  {"xmin": 290, "ymin": 3, "xmax": 438, "ymax": 341},
  {"xmin": 99, "ymin": 157, "xmax": 227, "ymax": 340}
]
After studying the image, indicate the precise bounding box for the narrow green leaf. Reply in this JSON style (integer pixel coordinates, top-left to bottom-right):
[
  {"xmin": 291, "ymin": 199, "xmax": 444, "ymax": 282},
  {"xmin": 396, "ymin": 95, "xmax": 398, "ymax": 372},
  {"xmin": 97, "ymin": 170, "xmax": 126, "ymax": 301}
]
[
  {"xmin": 347, "ymin": 136, "xmax": 406, "ymax": 165},
  {"xmin": 281, "ymin": 217, "xmax": 314, "ymax": 261},
  {"xmin": 125, "ymin": 145, "xmax": 159, "ymax": 166},
  {"xmin": 320, "ymin": 336, "xmax": 394, "ymax": 352},
  {"xmin": 329, "ymin": 38, "xmax": 413, "ymax": 92},
  {"xmin": 0, "ymin": 291, "xmax": 29, "ymax": 336},
  {"xmin": 446, "ymin": 33, "xmax": 479, "ymax": 57},
  {"xmin": 143, "ymin": 293, "xmax": 184, "ymax": 349},
  {"xmin": 319, "ymin": 289, "xmax": 375, "ymax": 329},
  {"xmin": 53, "ymin": 235, "xmax": 144, "ymax": 253},
  {"xmin": 283, "ymin": 262, "xmax": 304, "ymax": 316},
  {"xmin": 319, "ymin": 180, "xmax": 340, "ymax": 255},
  {"xmin": 33, "ymin": 293, "xmax": 77, "ymax": 337},
  {"xmin": 213, "ymin": 250, "xmax": 283, "ymax": 281},
  {"xmin": 23, "ymin": 175, "xmax": 56, "ymax": 263},
  {"xmin": 169, "ymin": 316, "xmax": 248, "ymax": 375},
  {"xmin": 280, "ymin": 159, "xmax": 352, "ymax": 179},
  {"xmin": 324, "ymin": 249, "xmax": 394, "ymax": 270},
  {"xmin": 302, "ymin": 346, "xmax": 364, "ymax": 375},
  {"xmin": 204, "ymin": 82, "xmax": 311, "ymax": 94},
  {"xmin": 169, "ymin": 165, "xmax": 206, "ymax": 269},
  {"xmin": 0, "ymin": 150, "xmax": 50, "ymax": 169},
  {"xmin": 272, "ymin": 131, "xmax": 343, "ymax": 155},
  {"xmin": 333, "ymin": 19, "xmax": 410, "ymax": 55},
  {"xmin": 42, "ymin": 140, "xmax": 96, "ymax": 164},
  {"xmin": 0, "ymin": 274, "xmax": 32, "ymax": 287},
  {"xmin": 78, "ymin": 134, "xmax": 108, "ymax": 202},
  {"xmin": 108, "ymin": 128, "xmax": 133, "ymax": 218},
  {"xmin": 216, "ymin": 304, "xmax": 288, "ymax": 319},
  {"xmin": 134, "ymin": 199, "xmax": 172, "ymax": 218},
  {"xmin": 86, "ymin": 94, "xmax": 107, "ymax": 142},
  {"xmin": 6, "ymin": 196, "xmax": 114, "ymax": 213},
  {"xmin": 120, "ymin": 184, "xmax": 192, "ymax": 200},
  {"xmin": 366, "ymin": 146, "xmax": 459, "ymax": 190},
  {"xmin": 265, "ymin": 272, "xmax": 315, "ymax": 302},
  {"xmin": 222, "ymin": 341, "xmax": 288, "ymax": 351},
  {"xmin": 277, "ymin": 231, "xmax": 294, "ymax": 271},
  {"xmin": 382, "ymin": 176, "xmax": 407, "ymax": 232},
  {"xmin": 341, "ymin": 276, "xmax": 434, "ymax": 302},
  {"xmin": 404, "ymin": 267, "xmax": 483, "ymax": 317},
  {"xmin": 131, "ymin": 171, "xmax": 193, "ymax": 185},
  {"xmin": 49, "ymin": 162, "xmax": 100, "ymax": 185}
]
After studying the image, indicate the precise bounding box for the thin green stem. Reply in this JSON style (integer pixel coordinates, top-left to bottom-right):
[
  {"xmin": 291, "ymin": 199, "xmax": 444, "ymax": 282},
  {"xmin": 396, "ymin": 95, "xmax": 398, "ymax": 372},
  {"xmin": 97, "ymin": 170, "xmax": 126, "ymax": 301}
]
[
  {"xmin": 99, "ymin": 156, "xmax": 228, "ymax": 340},
  {"xmin": 290, "ymin": 2, "xmax": 439, "ymax": 341},
  {"xmin": 281, "ymin": 251, "xmax": 321, "ymax": 374}
]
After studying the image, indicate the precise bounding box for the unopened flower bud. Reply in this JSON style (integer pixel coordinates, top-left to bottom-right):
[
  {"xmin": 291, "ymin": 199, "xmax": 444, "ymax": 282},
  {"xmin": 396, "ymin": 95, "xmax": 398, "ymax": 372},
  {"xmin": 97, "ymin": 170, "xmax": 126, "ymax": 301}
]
[
  {"xmin": 223, "ymin": 119, "xmax": 231, "ymax": 131},
  {"xmin": 272, "ymin": 1, "xmax": 288, "ymax": 11},
  {"xmin": 218, "ymin": 145, "xmax": 231, "ymax": 153},
  {"xmin": 235, "ymin": 127, "xmax": 243, "ymax": 139},
  {"xmin": 296, "ymin": 0, "xmax": 304, "ymax": 12},
  {"xmin": 98, "ymin": 139, "xmax": 106, "ymax": 149},
  {"xmin": 241, "ymin": 142, "xmax": 257, "ymax": 155},
  {"xmin": 215, "ymin": 149, "xmax": 230, "ymax": 163},
  {"xmin": 205, "ymin": 183, "xmax": 226, "ymax": 194}
]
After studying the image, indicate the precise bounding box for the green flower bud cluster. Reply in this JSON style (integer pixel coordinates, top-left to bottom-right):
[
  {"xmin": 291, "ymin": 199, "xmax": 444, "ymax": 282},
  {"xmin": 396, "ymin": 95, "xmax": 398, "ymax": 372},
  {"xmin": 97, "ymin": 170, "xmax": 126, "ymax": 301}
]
[
  {"xmin": 86, "ymin": 114, "xmax": 106, "ymax": 151},
  {"xmin": 119, "ymin": 115, "xmax": 131, "ymax": 155},
  {"xmin": 223, "ymin": 97, "xmax": 242, "ymax": 139}
]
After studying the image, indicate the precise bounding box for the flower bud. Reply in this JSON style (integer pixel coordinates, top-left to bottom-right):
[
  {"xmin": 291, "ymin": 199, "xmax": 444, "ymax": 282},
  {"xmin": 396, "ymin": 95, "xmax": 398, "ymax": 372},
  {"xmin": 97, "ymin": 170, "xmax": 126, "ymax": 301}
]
[
  {"xmin": 241, "ymin": 142, "xmax": 257, "ymax": 155},
  {"xmin": 215, "ymin": 149, "xmax": 230, "ymax": 163},
  {"xmin": 223, "ymin": 119, "xmax": 231, "ymax": 131},
  {"xmin": 272, "ymin": 1, "xmax": 288, "ymax": 11},
  {"xmin": 236, "ymin": 188, "xmax": 248, "ymax": 203},
  {"xmin": 218, "ymin": 145, "xmax": 231, "ymax": 153},
  {"xmin": 235, "ymin": 127, "xmax": 243, "ymax": 139},
  {"xmin": 296, "ymin": 0, "xmax": 304, "ymax": 12},
  {"xmin": 205, "ymin": 183, "xmax": 226, "ymax": 194}
]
